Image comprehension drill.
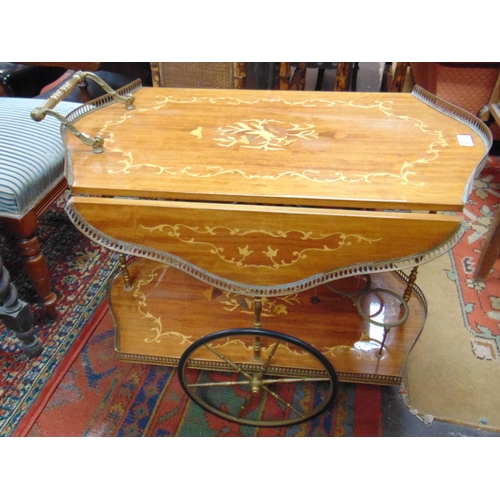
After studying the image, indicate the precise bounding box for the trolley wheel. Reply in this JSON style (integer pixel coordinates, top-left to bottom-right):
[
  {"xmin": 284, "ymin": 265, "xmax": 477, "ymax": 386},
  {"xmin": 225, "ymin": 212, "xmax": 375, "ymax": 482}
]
[{"xmin": 178, "ymin": 328, "xmax": 338, "ymax": 427}]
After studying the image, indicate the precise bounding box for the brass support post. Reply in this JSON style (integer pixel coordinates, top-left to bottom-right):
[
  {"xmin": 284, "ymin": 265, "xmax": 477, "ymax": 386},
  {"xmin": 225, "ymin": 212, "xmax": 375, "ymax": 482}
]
[
  {"xmin": 118, "ymin": 254, "xmax": 133, "ymax": 290},
  {"xmin": 253, "ymin": 297, "xmax": 263, "ymax": 361},
  {"xmin": 403, "ymin": 266, "xmax": 419, "ymax": 304},
  {"xmin": 253, "ymin": 297, "xmax": 262, "ymax": 328},
  {"xmin": 252, "ymin": 336, "xmax": 262, "ymax": 362},
  {"xmin": 377, "ymin": 327, "xmax": 390, "ymax": 358}
]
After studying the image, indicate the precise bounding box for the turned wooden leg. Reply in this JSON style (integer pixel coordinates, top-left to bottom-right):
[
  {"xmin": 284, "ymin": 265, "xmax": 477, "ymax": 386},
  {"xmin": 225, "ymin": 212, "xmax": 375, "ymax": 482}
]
[
  {"xmin": 0, "ymin": 254, "xmax": 43, "ymax": 357},
  {"xmin": 77, "ymin": 76, "xmax": 93, "ymax": 103},
  {"xmin": 474, "ymin": 210, "xmax": 500, "ymax": 281},
  {"xmin": 3, "ymin": 210, "xmax": 57, "ymax": 319}
]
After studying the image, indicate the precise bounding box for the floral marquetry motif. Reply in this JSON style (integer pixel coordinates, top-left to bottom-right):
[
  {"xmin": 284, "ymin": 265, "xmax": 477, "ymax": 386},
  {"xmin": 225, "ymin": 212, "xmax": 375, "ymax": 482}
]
[
  {"xmin": 213, "ymin": 119, "xmax": 318, "ymax": 151},
  {"xmin": 134, "ymin": 263, "xmax": 304, "ymax": 346},
  {"xmin": 69, "ymin": 197, "xmax": 463, "ymax": 292},
  {"xmin": 139, "ymin": 222, "xmax": 381, "ymax": 270}
]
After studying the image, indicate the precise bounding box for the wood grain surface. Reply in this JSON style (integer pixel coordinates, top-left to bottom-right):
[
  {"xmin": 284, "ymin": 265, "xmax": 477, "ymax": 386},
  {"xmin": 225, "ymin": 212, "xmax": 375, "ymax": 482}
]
[{"xmin": 65, "ymin": 87, "xmax": 487, "ymax": 212}]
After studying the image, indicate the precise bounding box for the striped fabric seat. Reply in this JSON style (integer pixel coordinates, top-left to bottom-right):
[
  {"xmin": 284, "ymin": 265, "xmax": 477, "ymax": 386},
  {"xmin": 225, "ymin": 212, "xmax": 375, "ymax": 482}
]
[{"xmin": 0, "ymin": 98, "xmax": 80, "ymax": 219}]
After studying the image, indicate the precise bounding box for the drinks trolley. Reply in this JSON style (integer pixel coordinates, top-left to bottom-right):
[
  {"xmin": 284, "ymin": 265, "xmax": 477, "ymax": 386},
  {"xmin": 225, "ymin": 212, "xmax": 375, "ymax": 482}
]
[{"xmin": 32, "ymin": 73, "xmax": 491, "ymax": 426}]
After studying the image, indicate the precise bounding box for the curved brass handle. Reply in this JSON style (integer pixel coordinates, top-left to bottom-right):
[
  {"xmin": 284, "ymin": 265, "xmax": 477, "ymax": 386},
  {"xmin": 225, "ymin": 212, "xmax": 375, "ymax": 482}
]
[{"xmin": 30, "ymin": 71, "xmax": 136, "ymax": 154}]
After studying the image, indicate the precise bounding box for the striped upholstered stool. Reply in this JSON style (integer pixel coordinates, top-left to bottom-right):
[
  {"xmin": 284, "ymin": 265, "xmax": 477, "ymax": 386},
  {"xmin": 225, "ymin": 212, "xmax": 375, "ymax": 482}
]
[{"xmin": 0, "ymin": 97, "xmax": 80, "ymax": 319}]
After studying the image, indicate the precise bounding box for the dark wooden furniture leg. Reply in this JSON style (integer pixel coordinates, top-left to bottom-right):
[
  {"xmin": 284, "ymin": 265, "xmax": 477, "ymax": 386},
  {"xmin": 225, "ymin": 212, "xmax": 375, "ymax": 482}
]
[
  {"xmin": 474, "ymin": 210, "xmax": 500, "ymax": 281},
  {"xmin": 315, "ymin": 68, "xmax": 325, "ymax": 91},
  {"xmin": 334, "ymin": 62, "xmax": 352, "ymax": 91},
  {"xmin": 0, "ymin": 254, "xmax": 43, "ymax": 357},
  {"xmin": 3, "ymin": 210, "xmax": 57, "ymax": 319}
]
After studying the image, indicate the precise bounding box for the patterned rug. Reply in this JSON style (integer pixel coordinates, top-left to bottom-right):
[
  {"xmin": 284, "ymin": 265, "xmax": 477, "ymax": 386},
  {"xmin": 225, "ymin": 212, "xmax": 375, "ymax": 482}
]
[
  {"xmin": 18, "ymin": 309, "xmax": 382, "ymax": 437},
  {"xmin": 450, "ymin": 155, "xmax": 500, "ymax": 360},
  {"xmin": 0, "ymin": 195, "xmax": 120, "ymax": 436}
]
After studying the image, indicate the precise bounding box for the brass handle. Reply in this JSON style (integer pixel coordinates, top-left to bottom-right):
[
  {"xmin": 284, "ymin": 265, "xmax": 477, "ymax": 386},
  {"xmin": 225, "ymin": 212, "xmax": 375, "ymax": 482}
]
[{"xmin": 31, "ymin": 71, "xmax": 136, "ymax": 154}]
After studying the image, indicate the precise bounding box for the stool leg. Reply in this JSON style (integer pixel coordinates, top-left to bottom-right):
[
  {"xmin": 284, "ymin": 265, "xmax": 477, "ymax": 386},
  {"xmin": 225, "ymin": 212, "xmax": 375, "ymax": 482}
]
[{"xmin": 3, "ymin": 210, "xmax": 57, "ymax": 319}]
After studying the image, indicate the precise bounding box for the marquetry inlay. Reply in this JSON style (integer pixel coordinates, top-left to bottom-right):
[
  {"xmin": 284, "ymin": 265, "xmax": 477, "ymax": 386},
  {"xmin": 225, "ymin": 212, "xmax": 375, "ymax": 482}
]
[
  {"xmin": 139, "ymin": 222, "xmax": 381, "ymax": 270},
  {"xmin": 96, "ymin": 95, "xmax": 447, "ymax": 187},
  {"xmin": 212, "ymin": 119, "xmax": 318, "ymax": 151},
  {"xmin": 133, "ymin": 263, "xmax": 309, "ymax": 354},
  {"xmin": 114, "ymin": 261, "xmax": 425, "ymax": 373}
]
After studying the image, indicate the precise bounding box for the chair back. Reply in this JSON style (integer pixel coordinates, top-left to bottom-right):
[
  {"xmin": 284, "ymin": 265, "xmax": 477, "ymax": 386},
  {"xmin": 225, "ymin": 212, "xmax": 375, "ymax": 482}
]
[
  {"xmin": 151, "ymin": 62, "xmax": 239, "ymax": 89},
  {"xmin": 150, "ymin": 62, "xmax": 355, "ymax": 91}
]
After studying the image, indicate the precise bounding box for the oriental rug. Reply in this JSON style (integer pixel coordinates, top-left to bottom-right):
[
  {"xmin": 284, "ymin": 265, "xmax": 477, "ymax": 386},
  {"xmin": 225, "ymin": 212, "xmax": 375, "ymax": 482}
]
[
  {"xmin": 0, "ymin": 195, "xmax": 120, "ymax": 435},
  {"xmin": 449, "ymin": 154, "xmax": 500, "ymax": 360},
  {"xmin": 17, "ymin": 308, "xmax": 382, "ymax": 437}
]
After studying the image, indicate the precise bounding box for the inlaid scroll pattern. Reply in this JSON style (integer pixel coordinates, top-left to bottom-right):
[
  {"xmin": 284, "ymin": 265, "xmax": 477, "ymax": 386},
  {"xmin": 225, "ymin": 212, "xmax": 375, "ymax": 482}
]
[
  {"xmin": 139, "ymin": 223, "xmax": 382, "ymax": 270},
  {"xmin": 216, "ymin": 291, "xmax": 377, "ymax": 360},
  {"xmin": 131, "ymin": 264, "xmax": 310, "ymax": 356},
  {"xmin": 133, "ymin": 266, "xmax": 194, "ymax": 346},
  {"xmin": 201, "ymin": 336, "xmax": 311, "ymax": 358},
  {"xmin": 129, "ymin": 263, "xmax": 381, "ymax": 360},
  {"xmin": 96, "ymin": 96, "xmax": 447, "ymax": 186},
  {"xmin": 67, "ymin": 200, "xmax": 465, "ymax": 297},
  {"xmin": 322, "ymin": 334, "xmax": 382, "ymax": 362}
]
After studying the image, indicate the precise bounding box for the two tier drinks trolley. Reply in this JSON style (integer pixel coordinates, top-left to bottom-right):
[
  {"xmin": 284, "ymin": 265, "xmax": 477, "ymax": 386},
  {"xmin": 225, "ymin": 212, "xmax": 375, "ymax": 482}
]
[{"xmin": 32, "ymin": 73, "xmax": 491, "ymax": 426}]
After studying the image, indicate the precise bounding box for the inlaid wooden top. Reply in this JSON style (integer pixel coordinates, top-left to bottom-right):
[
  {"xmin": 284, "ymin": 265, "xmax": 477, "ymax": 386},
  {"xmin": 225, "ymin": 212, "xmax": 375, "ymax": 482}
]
[{"xmin": 64, "ymin": 85, "xmax": 491, "ymax": 212}]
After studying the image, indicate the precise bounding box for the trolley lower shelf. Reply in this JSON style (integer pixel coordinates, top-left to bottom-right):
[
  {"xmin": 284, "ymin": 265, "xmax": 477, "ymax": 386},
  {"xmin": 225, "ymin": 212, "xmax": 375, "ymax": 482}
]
[{"xmin": 109, "ymin": 258, "xmax": 427, "ymax": 386}]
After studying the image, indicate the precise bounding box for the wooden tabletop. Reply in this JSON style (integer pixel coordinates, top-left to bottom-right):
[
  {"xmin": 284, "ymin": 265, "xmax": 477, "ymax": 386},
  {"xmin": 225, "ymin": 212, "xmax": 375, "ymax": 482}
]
[{"xmin": 64, "ymin": 85, "xmax": 491, "ymax": 212}]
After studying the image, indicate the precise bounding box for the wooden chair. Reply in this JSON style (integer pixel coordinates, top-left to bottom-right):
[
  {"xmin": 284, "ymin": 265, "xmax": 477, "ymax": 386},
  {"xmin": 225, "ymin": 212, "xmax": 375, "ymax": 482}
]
[
  {"xmin": 0, "ymin": 97, "xmax": 80, "ymax": 318},
  {"xmin": 381, "ymin": 63, "xmax": 410, "ymax": 92},
  {"xmin": 0, "ymin": 64, "xmax": 151, "ymax": 319},
  {"xmin": 276, "ymin": 63, "xmax": 357, "ymax": 91},
  {"xmin": 474, "ymin": 72, "xmax": 500, "ymax": 281},
  {"xmin": 410, "ymin": 63, "xmax": 500, "ymax": 119},
  {"xmin": 474, "ymin": 209, "xmax": 500, "ymax": 281},
  {"xmin": 150, "ymin": 62, "xmax": 355, "ymax": 91},
  {"xmin": 151, "ymin": 62, "xmax": 250, "ymax": 89},
  {"xmin": 479, "ymin": 70, "xmax": 500, "ymax": 124}
]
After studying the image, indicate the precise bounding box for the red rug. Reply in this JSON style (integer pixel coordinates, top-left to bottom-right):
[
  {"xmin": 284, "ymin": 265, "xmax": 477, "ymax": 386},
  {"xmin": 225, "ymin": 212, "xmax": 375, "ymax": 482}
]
[
  {"xmin": 14, "ymin": 300, "xmax": 383, "ymax": 437},
  {"xmin": 0, "ymin": 194, "xmax": 119, "ymax": 436},
  {"xmin": 450, "ymin": 155, "xmax": 500, "ymax": 361}
]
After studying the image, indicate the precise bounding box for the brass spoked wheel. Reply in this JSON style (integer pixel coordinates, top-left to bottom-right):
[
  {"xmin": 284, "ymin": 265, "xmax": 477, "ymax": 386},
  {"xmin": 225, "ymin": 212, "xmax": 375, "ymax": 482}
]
[{"xmin": 178, "ymin": 328, "xmax": 338, "ymax": 427}]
